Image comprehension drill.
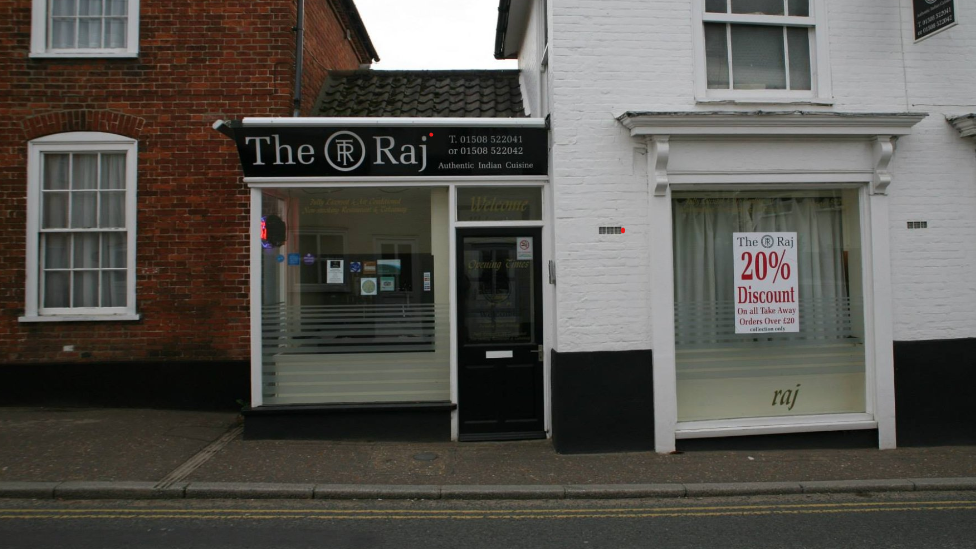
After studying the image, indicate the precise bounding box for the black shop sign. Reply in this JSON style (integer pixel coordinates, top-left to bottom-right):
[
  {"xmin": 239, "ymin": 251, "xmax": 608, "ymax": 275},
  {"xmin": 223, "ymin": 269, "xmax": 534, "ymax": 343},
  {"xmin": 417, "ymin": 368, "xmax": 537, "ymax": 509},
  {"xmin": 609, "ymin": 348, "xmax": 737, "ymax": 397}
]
[
  {"xmin": 914, "ymin": 0, "xmax": 956, "ymax": 41},
  {"xmin": 231, "ymin": 124, "xmax": 548, "ymax": 178}
]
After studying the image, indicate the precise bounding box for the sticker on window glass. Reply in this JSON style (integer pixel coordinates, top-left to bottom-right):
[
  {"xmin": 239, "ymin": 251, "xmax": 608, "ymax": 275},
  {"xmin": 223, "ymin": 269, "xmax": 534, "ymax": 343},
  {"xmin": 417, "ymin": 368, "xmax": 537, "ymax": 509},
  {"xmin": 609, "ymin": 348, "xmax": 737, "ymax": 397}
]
[
  {"xmin": 327, "ymin": 260, "xmax": 344, "ymax": 284},
  {"xmin": 360, "ymin": 277, "xmax": 377, "ymax": 296},
  {"xmin": 287, "ymin": 253, "xmax": 301, "ymax": 266},
  {"xmin": 733, "ymin": 232, "xmax": 798, "ymax": 334},
  {"xmin": 349, "ymin": 261, "xmax": 362, "ymax": 273},
  {"xmin": 302, "ymin": 253, "xmax": 316, "ymax": 266},
  {"xmin": 517, "ymin": 237, "xmax": 533, "ymax": 260},
  {"xmin": 276, "ymin": 254, "xmax": 285, "ymax": 263},
  {"xmin": 363, "ymin": 261, "xmax": 377, "ymax": 274},
  {"xmin": 380, "ymin": 276, "xmax": 395, "ymax": 292}
]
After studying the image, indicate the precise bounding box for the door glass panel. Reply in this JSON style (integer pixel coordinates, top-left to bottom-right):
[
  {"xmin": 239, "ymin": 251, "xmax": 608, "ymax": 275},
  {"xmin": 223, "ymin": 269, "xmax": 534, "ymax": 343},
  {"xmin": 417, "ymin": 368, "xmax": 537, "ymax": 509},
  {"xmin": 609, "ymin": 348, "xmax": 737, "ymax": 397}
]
[{"xmin": 460, "ymin": 236, "xmax": 536, "ymax": 344}]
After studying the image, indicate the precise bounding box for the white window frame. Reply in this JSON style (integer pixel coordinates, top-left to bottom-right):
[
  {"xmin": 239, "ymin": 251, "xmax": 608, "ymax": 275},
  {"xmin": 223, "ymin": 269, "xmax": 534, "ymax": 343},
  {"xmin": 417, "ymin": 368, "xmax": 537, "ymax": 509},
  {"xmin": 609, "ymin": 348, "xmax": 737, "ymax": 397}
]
[
  {"xmin": 30, "ymin": 0, "xmax": 140, "ymax": 58},
  {"xmin": 21, "ymin": 132, "xmax": 139, "ymax": 322},
  {"xmin": 693, "ymin": 0, "xmax": 832, "ymax": 103}
]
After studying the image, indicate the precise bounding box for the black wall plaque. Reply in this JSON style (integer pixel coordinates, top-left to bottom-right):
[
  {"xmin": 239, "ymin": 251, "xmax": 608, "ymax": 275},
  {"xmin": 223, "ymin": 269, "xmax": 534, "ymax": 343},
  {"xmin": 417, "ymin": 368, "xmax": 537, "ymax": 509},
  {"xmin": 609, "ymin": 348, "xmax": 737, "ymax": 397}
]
[
  {"xmin": 914, "ymin": 0, "xmax": 956, "ymax": 41},
  {"xmin": 231, "ymin": 124, "xmax": 548, "ymax": 178}
]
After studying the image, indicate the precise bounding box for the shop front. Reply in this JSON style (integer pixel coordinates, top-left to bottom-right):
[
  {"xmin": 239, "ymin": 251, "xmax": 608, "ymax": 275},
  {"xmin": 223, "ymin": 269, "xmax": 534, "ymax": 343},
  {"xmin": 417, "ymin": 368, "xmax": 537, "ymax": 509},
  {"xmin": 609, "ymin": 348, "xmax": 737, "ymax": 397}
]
[
  {"xmin": 219, "ymin": 118, "xmax": 549, "ymax": 441},
  {"xmin": 619, "ymin": 111, "xmax": 926, "ymax": 452}
]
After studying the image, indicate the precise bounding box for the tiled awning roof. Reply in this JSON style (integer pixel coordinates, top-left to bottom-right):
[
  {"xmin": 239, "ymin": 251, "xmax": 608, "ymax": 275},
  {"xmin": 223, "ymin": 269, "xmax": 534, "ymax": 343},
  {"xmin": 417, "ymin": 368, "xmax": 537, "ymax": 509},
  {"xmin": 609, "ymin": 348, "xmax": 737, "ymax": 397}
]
[{"xmin": 312, "ymin": 70, "xmax": 526, "ymax": 118}]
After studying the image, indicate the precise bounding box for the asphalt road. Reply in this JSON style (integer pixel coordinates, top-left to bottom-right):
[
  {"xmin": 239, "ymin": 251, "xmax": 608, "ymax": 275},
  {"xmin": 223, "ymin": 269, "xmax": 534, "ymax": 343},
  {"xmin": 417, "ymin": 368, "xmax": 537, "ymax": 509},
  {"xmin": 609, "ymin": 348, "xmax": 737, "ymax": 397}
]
[{"xmin": 1, "ymin": 492, "xmax": 975, "ymax": 549}]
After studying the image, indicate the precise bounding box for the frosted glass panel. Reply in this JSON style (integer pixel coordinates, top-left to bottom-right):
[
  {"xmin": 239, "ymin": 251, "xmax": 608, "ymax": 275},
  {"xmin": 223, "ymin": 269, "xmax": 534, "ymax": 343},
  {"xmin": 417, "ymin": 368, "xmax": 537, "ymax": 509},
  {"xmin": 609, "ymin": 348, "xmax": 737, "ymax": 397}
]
[{"xmin": 731, "ymin": 25, "xmax": 786, "ymax": 90}]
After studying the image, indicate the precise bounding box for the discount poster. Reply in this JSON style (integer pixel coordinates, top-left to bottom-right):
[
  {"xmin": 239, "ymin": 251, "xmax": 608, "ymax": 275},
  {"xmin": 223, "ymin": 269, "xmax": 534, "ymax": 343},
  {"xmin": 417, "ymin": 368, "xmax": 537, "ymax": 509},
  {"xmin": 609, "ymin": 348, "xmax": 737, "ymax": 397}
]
[{"xmin": 733, "ymin": 232, "xmax": 799, "ymax": 334}]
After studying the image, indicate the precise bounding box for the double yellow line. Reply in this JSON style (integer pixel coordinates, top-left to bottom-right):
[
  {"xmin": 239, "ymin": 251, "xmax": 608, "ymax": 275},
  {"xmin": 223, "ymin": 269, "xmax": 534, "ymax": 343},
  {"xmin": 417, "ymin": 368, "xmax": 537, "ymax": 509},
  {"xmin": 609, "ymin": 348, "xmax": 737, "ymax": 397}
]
[{"xmin": 1, "ymin": 500, "xmax": 975, "ymax": 521}]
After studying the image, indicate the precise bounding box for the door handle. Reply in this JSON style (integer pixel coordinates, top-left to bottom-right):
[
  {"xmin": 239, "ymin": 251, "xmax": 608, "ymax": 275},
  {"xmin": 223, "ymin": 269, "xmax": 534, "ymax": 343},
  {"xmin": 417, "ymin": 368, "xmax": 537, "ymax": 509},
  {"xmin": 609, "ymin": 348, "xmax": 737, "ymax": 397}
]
[{"xmin": 534, "ymin": 345, "xmax": 545, "ymax": 363}]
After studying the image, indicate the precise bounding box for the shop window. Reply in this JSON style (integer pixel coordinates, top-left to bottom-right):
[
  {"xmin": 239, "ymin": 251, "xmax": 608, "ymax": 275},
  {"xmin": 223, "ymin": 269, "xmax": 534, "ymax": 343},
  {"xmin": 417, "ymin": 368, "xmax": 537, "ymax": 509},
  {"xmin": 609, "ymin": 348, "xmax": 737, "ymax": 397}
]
[
  {"xmin": 259, "ymin": 187, "xmax": 450, "ymax": 405},
  {"xmin": 31, "ymin": 0, "xmax": 140, "ymax": 57},
  {"xmin": 697, "ymin": 0, "xmax": 828, "ymax": 101},
  {"xmin": 672, "ymin": 190, "xmax": 864, "ymax": 422},
  {"xmin": 22, "ymin": 132, "xmax": 138, "ymax": 321}
]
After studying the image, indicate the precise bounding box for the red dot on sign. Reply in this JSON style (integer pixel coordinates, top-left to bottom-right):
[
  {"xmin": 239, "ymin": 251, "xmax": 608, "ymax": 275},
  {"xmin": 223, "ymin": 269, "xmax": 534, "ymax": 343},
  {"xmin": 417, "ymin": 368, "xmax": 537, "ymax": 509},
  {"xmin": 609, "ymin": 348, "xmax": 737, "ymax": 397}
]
[
  {"xmin": 429, "ymin": 133, "xmax": 434, "ymax": 137},
  {"xmin": 621, "ymin": 227, "xmax": 626, "ymax": 234}
]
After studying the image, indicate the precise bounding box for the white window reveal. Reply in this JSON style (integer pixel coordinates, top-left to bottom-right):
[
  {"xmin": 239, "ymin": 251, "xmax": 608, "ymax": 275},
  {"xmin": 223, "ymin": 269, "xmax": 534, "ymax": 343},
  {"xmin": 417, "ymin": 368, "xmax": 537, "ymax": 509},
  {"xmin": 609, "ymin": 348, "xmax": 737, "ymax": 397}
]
[
  {"xmin": 696, "ymin": 0, "xmax": 831, "ymax": 102},
  {"xmin": 22, "ymin": 132, "xmax": 139, "ymax": 322},
  {"xmin": 31, "ymin": 0, "xmax": 140, "ymax": 58}
]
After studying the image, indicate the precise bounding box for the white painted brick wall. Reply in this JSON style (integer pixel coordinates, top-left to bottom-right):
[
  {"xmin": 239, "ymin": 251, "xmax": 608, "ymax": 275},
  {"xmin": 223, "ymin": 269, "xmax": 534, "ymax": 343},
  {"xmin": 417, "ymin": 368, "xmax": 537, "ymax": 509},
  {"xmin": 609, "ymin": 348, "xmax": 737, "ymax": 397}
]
[{"xmin": 545, "ymin": 0, "xmax": 976, "ymax": 350}]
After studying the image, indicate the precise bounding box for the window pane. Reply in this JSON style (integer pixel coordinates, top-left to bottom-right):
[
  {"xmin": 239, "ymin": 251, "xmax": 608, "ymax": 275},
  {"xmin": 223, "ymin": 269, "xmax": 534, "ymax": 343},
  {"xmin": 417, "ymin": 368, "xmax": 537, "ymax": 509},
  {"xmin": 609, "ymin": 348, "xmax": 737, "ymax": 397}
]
[
  {"xmin": 72, "ymin": 271, "xmax": 98, "ymax": 307},
  {"xmin": 52, "ymin": 0, "xmax": 77, "ymax": 16},
  {"xmin": 788, "ymin": 0, "xmax": 809, "ymax": 16},
  {"xmin": 44, "ymin": 271, "xmax": 70, "ymax": 308},
  {"xmin": 73, "ymin": 233, "xmax": 99, "ymax": 268},
  {"xmin": 705, "ymin": 0, "xmax": 728, "ymax": 13},
  {"xmin": 44, "ymin": 233, "xmax": 70, "ymax": 269},
  {"xmin": 731, "ymin": 0, "xmax": 784, "ymax": 15},
  {"xmin": 101, "ymin": 271, "xmax": 126, "ymax": 307},
  {"xmin": 79, "ymin": 0, "xmax": 102, "ymax": 16},
  {"xmin": 51, "ymin": 19, "xmax": 76, "ymax": 48},
  {"xmin": 106, "ymin": 0, "xmax": 127, "ymax": 15},
  {"xmin": 261, "ymin": 187, "xmax": 450, "ymax": 405},
  {"xmin": 102, "ymin": 232, "xmax": 127, "ymax": 268},
  {"xmin": 77, "ymin": 18, "xmax": 102, "ymax": 48},
  {"xmin": 787, "ymin": 27, "xmax": 812, "ymax": 90},
  {"xmin": 70, "ymin": 192, "xmax": 97, "ymax": 228},
  {"xmin": 105, "ymin": 18, "xmax": 126, "ymax": 48},
  {"xmin": 42, "ymin": 192, "xmax": 68, "ymax": 229},
  {"xmin": 100, "ymin": 191, "xmax": 125, "ymax": 227},
  {"xmin": 456, "ymin": 187, "xmax": 543, "ymax": 222},
  {"xmin": 731, "ymin": 24, "xmax": 786, "ymax": 90},
  {"xmin": 100, "ymin": 154, "xmax": 125, "ymax": 189},
  {"xmin": 673, "ymin": 191, "xmax": 865, "ymax": 422},
  {"xmin": 73, "ymin": 154, "xmax": 98, "ymax": 189},
  {"xmin": 44, "ymin": 154, "xmax": 70, "ymax": 190},
  {"xmin": 705, "ymin": 23, "xmax": 731, "ymax": 89}
]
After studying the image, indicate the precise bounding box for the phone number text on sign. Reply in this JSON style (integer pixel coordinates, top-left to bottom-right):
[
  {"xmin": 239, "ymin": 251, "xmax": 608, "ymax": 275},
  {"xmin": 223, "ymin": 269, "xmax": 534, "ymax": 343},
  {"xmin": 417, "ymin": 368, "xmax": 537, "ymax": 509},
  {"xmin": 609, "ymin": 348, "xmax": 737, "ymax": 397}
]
[{"xmin": 733, "ymin": 232, "xmax": 799, "ymax": 334}]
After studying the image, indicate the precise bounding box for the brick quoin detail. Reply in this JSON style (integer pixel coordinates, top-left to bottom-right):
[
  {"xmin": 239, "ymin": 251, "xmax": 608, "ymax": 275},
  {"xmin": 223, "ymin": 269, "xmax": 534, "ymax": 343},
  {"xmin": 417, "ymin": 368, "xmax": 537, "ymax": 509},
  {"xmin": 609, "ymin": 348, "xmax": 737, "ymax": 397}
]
[{"xmin": 21, "ymin": 110, "xmax": 147, "ymax": 141}]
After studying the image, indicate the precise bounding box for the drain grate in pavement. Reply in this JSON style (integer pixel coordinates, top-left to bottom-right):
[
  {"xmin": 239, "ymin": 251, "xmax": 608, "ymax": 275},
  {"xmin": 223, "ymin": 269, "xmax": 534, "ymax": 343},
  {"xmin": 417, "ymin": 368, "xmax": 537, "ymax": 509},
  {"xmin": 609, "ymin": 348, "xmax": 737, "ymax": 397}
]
[{"xmin": 154, "ymin": 424, "xmax": 243, "ymax": 489}]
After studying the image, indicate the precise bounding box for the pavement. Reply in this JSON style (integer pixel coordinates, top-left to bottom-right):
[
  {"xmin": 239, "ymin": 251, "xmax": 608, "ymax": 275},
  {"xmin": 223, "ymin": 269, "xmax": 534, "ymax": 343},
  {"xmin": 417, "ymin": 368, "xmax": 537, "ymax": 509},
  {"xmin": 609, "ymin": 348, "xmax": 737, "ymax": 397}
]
[{"xmin": 0, "ymin": 407, "xmax": 974, "ymax": 501}]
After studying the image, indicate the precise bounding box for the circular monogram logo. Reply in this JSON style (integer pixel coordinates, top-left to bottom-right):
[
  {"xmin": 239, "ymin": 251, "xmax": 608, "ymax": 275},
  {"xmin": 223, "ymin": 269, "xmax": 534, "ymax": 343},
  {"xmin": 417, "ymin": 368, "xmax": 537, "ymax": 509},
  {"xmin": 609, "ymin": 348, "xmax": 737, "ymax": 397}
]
[{"xmin": 325, "ymin": 131, "xmax": 366, "ymax": 172}]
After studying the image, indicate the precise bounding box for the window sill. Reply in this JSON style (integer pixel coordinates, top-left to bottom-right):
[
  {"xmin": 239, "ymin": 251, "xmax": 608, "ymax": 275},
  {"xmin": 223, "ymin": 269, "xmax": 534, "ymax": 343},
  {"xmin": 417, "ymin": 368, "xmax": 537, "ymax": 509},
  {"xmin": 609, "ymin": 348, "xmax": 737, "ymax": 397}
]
[
  {"xmin": 29, "ymin": 51, "xmax": 139, "ymax": 59},
  {"xmin": 696, "ymin": 96, "xmax": 835, "ymax": 106},
  {"xmin": 19, "ymin": 313, "xmax": 141, "ymax": 323}
]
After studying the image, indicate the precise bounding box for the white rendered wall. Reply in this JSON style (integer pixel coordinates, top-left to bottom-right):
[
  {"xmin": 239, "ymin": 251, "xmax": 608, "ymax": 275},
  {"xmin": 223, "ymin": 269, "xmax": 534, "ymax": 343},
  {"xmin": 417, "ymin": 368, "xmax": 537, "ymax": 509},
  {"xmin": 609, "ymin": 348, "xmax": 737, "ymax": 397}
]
[{"xmin": 546, "ymin": 0, "xmax": 976, "ymax": 351}]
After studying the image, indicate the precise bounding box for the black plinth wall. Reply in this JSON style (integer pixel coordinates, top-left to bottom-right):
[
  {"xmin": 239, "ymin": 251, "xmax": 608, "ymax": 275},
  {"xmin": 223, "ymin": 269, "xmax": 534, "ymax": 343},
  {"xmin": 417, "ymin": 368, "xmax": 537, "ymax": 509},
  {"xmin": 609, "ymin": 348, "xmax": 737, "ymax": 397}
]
[{"xmin": 550, "ymin": 349, "xmax": 654, "ymax": 454}]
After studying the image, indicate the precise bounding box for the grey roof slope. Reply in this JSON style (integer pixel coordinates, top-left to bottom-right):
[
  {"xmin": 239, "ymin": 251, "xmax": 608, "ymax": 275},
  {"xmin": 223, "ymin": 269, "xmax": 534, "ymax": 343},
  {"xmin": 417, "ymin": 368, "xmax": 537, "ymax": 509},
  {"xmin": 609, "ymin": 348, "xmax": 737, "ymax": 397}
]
[{"xmin": 312, "ymin": 70, "xmax": 526, "ymax": 118}]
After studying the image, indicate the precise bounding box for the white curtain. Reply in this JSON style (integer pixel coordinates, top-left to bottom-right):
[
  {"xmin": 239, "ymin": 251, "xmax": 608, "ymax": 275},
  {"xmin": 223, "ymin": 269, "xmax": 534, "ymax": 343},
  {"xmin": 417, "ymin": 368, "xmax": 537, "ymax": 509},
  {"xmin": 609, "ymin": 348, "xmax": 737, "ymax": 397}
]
[{"xmin": 41, "ymin": 152, "xmax": 127, "ymax": 309}]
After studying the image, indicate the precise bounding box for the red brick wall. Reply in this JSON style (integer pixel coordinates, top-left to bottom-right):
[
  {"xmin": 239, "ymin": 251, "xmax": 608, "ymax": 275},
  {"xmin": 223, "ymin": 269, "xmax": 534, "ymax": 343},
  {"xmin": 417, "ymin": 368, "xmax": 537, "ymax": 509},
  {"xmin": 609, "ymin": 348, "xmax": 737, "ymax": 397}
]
[
  {"xmin": 300, "ymin": 0, "xmax": 368, "ymax": 116},
  {"xmin": 0, "ymin": 0, "xmax": 364, "ymax": 364}
]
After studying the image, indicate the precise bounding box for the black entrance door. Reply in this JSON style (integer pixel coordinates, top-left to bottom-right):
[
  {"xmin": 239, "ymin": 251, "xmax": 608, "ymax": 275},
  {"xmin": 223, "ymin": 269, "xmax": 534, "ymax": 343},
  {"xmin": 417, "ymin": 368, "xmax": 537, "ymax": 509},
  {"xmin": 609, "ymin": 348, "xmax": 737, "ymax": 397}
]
[{"xmin": 456, "ymin": 228, "xmax": 545, "ymax": 441}]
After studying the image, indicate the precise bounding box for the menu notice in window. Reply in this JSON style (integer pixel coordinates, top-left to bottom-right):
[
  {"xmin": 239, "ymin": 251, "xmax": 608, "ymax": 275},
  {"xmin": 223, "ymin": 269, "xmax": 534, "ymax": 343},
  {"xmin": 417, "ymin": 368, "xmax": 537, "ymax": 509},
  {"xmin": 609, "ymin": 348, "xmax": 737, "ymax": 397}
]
[{"xmin": 733, "ymin": 233, "xmax": 799, "ymax": 334}]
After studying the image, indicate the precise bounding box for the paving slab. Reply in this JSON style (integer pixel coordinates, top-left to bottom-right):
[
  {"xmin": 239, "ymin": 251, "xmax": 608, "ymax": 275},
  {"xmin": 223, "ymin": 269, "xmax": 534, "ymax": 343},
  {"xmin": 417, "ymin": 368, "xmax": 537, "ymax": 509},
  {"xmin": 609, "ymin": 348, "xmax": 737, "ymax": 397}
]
[
  {"xmin": 314, "ymin": 484, "xmax": 442, "ymax": 500},
  {"xmin": 0, "ymin": 408, "xmax": 237, "ymax": 482}
]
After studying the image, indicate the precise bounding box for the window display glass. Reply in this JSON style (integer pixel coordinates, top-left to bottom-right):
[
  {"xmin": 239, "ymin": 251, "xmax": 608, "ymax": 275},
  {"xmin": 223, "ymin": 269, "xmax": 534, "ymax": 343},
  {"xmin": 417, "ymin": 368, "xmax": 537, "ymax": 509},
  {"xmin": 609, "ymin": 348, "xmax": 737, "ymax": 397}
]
[
  {"xmin": 672, "ymin": 190, "xmax": 865, "ymax": 421},
  {"xmin": 260, "ymin": 187, "xmax": 450, "ymax": 405}
]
